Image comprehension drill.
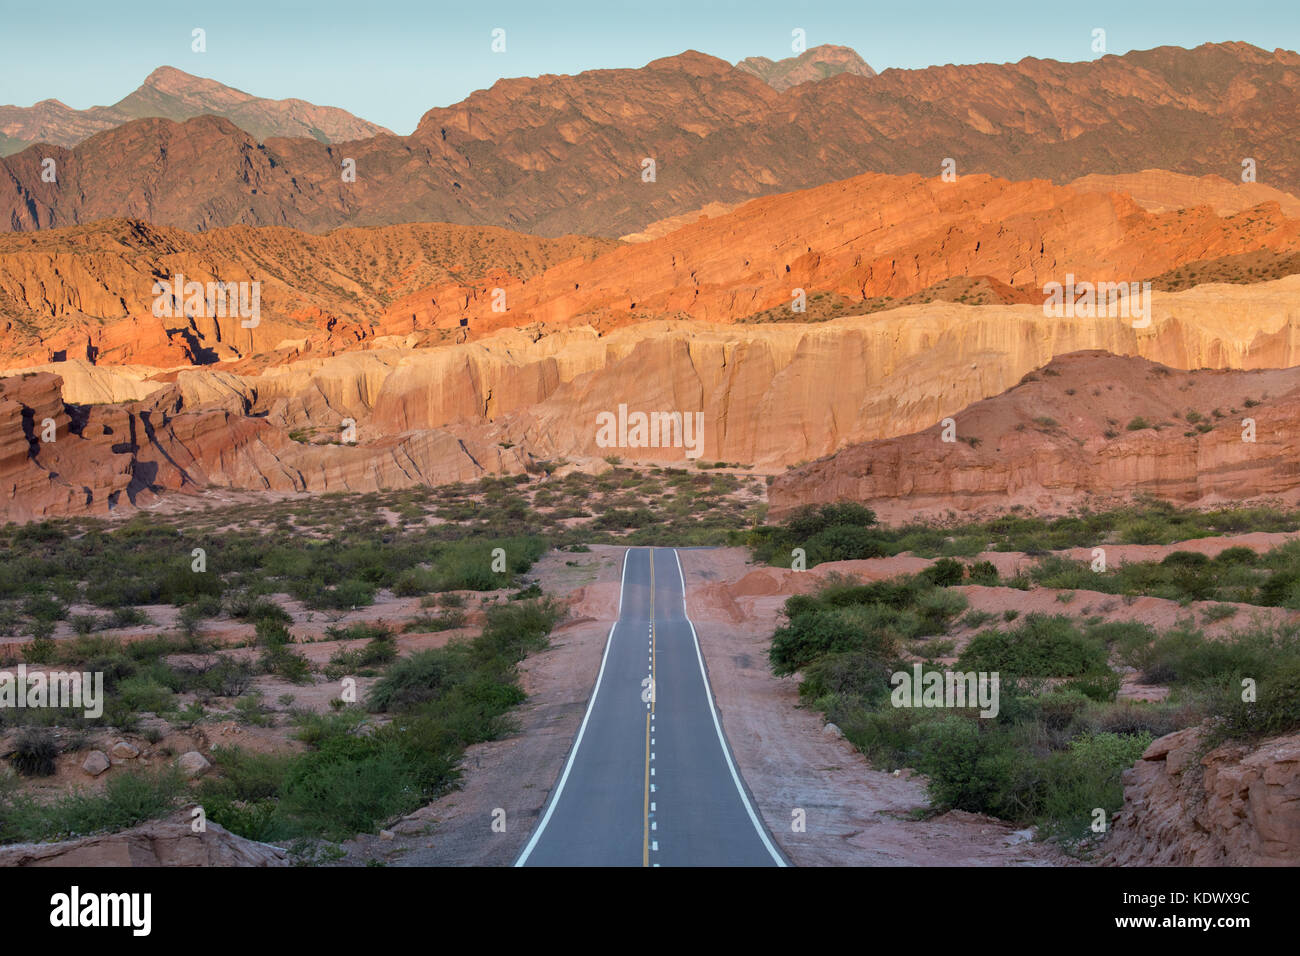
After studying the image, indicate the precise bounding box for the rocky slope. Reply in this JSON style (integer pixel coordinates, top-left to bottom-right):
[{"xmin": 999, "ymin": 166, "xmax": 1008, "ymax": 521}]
[
  {"xmin": 1101, "ymin": 726, "xmax": 1300, "ymax": 866},
  {"xmin": 1070, "ymin": 170, "xmax": 1300, "ymax": 218},
  {"xmin": 767, "ymin": 345, "xmax": 1300, "ymax": 520},
  {"xmin": 4, "ymin": 43, "xmax": 1297, "ymax": 236},
  {"xmin": 0, "ymin": 218, "xmax": 616, "ymax": 368},
  {"xmin": 0, "ymin": 66, "xmax": 390, "ymax": 156},
  {"xmin": 4, "ymin": 169, "xmax": 1298, "ymax": 370},
  {"xmin": 735, "ymin": 44, "xmax": 876, "ymax": 90}
]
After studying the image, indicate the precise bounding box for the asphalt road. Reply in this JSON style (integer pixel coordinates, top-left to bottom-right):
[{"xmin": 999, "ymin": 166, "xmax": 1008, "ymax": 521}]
[{"xmin": 516, "ymin": 547, "xmax": 785, "ymax": 867}]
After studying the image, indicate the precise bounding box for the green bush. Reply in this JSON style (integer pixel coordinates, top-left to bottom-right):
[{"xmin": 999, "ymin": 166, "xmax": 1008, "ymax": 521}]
[
  {"xmin": 958, "ymin": 614, "xmax": 1109, "ymax": 677},
  {"xmin": 0, "ymin": 769, "xmax": 184, "ymax": 844}
]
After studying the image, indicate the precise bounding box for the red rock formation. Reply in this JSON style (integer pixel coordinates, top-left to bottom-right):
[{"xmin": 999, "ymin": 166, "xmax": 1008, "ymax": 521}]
[
  {"xmin": 8, "ymin": 270, "xmax": 1300, "ymax": 521},
  {"xmin": 4, "ymin": 170, "xmax": 1297, "ymax": 371},
  {"xmin": 1070, "ymin": 170, "xmax": 1300, "ymax": 218},
  {"xmin": 1101, "ymin": 726, "xmax": 1300, "ymax": 866},
  {"xmin": 0, "ymin": 218, "xmax": 614, "ymax": 369},
  {"xmin": 767, "ymin": 349, "xmax": 1300, "ymax": 520}
]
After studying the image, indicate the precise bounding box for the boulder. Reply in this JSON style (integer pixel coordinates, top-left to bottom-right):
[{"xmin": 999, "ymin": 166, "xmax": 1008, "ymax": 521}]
[
  {"xmin": 81, "ymin": 751, "xmax": 110, "ymax": 777},
  {"xmin": 176, "ymin": 751, "xmax": 211, "ymax": 778}
]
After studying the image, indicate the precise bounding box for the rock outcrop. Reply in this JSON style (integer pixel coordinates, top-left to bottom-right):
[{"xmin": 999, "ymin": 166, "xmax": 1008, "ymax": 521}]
[
  {"xmin": 1101, "ymin": 727, "xmax": 1300, "ymax": 866},
  {"xmin": 767, "ymin": 346, "xmax": 1300, "ymax": 520},
  {"xmin": 0, "ymin": 813, "xmax": 290, "ymax": 867}
]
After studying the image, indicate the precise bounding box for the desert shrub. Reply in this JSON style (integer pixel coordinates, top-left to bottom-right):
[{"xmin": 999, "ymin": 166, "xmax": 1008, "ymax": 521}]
[
  {"xmin": 1037, "ymin": 732, "xmax": 1152, "ymax": 838},
  {"xmin": 966, "ymin": 561, "xmax": 999, "ymax": 586},
  {"xmin": 1060, "ymin": 668, "xmax": 1123, "ymax": 703},
  {"xmin": 228, "ymin": 595, "xmax": 292, "ymax": 624},
  {"xmin": 324, "ymin": 634, "xmax": 398, "ymax": 679},
  {"xmin": 920, "ymin": 558, "xmax": 965, "ymax": 588},
  {"xmin": 798, "ymin": 650, "xmax": 897, "ymax": 711},
  {"xmin": 1214, "ymin": 546, "xmax": 1257, "ymax": 566},
  {"xmin": 805, "ymin": 524, "xmax": 887, "ymax": 563},
  {"xmin": 914, "ymin": 717, "xmax": 1032, "ymax": 818},
  {"xmin": 1214, "ymin": 657, "xmax": 1300, "ymax": 739},
  {"xmin": 401, "ymin": 611, "xmax": 466, "ymax": 633},
  {"xmin": 8, "ymin": 727, "xmax": 59, "ymax": 777},
  {"xmin": 259, "ymin": 645, "xmax": 313, "ymax": 684},
  {"xmin": 0, "ymin": 769, "xmax": 184, "ymax": 844},
  {"xmin": 957, "ymin": 615, "xmax": 1108, "ymax": 677},
  {"xmin": 275, "ymin": 733, "xmax": 455, "ymax": 840},
  {"xmin": 770, "ymin": 605, "xmax": 903, "ymax": 675},
  {"xmin": 115, "ymin": 676, "xmax": 174, "ymax": 714}
]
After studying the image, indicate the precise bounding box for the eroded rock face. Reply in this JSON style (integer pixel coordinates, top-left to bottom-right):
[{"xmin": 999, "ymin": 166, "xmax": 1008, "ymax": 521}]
[
  {"xmin": 7, "ymin": 274, "xmax": 1300, "ymax": 521},
  {"xmin": 0, "ymin": 813, "xmax": 289, "ymax": 867},
  {"xmin": 1101, "ymin": 727, "xmax": 1300, "ymax": 867},
  {"xmin": 767, "ymin": 347, "xmax": 1300, "ymax": 520}
]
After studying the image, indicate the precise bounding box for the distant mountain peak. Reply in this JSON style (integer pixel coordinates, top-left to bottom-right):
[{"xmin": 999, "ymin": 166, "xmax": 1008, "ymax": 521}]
[
  {"xmin": 735, "ymin": 44, "xmax": 876, "ymax": 90},
  {"xmin": 0, "ymin": 67, "xmax": 390, "ymax": 156},
  {"xmin": 646, "ymin": 50, "xmax": 734, "ymax": 76}
]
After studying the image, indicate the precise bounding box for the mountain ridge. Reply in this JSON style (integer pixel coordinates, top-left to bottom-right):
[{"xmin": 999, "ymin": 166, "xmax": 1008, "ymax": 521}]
[
  {"xmin": 0, "ymin": 65, "xmax": 391, "ymax": 156},
  {"xmin": 4, "ymin": 42, "xmax": 1297, "ymax": 236}
]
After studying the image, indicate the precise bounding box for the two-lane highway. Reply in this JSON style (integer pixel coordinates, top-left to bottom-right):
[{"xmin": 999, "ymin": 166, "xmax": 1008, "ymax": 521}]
[{"xmin": 516, "ymin": 547, "xmax": 785, "ymax": 867}]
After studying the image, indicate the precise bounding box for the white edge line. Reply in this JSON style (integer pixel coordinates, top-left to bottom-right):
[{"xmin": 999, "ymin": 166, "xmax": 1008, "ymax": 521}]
[
  {"xmin": 514, "ymin": 546, "xmax": 631, "ymax": 866},
  {"xmin": 673, "ymin": 548, "xmax": 787, "ymax": 867}
]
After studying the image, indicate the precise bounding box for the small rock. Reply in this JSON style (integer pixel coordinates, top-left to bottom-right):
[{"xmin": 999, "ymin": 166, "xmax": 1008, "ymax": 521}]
[
  {"xmin": 82, "ymin": 751, "xmax": 110, "ymax": 777},
  {"xmin": 822, "ymin": 722, "xmax": 843, "ymax": 738},
  {"xmin": 1005, "ymin": 827, "xmax": 1036, "ymax": 846},
  {"xmin": 176, "ymin": 751, "xmax": 211, "ymax": 778},
  {"xmin": 379, "ymin": 829, "xmax": 395, "ymax": 841},
  {"xmin": 110, "ymin": 741, "xmax": 140, "ymax": 760}
]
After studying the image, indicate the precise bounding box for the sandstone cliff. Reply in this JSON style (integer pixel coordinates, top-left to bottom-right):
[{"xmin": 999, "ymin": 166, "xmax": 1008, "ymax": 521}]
[
  {"xmin": 767, "ymin": 342, "xmax": 1300, "ymax": 520},
  {"xmin": 7, "ymin": 275, "xmax": 1300, "ymax": 520}
]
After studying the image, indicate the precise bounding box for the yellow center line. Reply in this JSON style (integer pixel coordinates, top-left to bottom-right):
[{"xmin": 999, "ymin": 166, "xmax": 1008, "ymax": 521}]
[{"xmin": 643, "ymin": 548, "xmax": 657, "ymax": 867}]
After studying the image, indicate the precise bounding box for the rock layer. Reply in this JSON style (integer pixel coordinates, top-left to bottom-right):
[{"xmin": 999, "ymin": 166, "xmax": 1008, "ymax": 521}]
[
  {"xmin": 4, "ymin": 169, "xmax": 1298, "ymax": 371},
  {"xmin": 1101, "ymin": 727, "xmax": 1300, "ymax": 866},
  {"xmin": 0, "ymin": 813, "xmax": 290, "ymax": 866},
  {"xmin": 7, "ymin": 276, "xmax": 1300, "ymax": 520},
  {"xmin": 767, "ymin": 343, "xmax": 1300, "ymax": 520}
]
